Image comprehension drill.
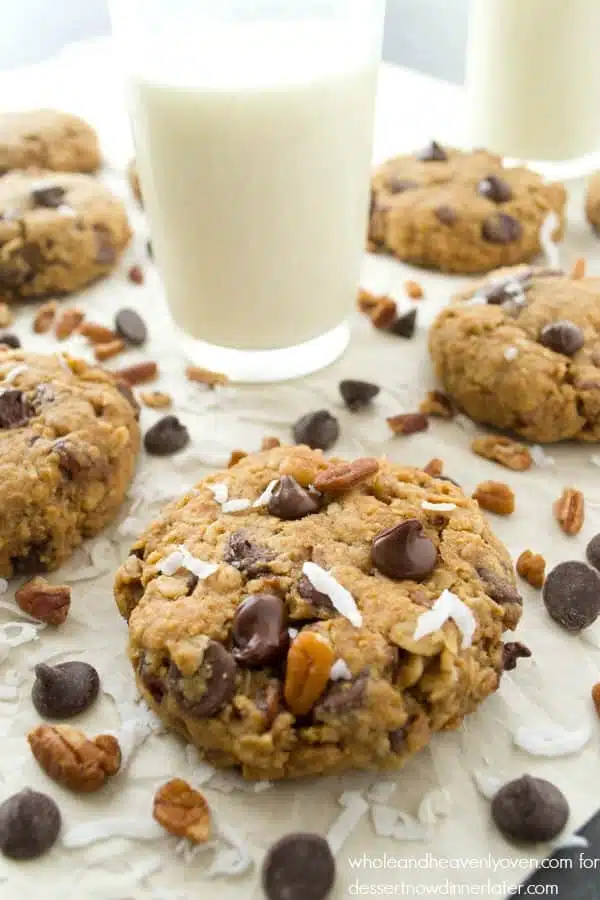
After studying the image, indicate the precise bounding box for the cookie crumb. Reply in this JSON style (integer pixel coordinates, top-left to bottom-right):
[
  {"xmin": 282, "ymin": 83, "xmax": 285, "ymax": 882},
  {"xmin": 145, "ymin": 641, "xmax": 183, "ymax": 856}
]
[
  {"xmin": 419, "ymin": 390, "xmax": 454, "ymax": 419},
  {"xmin": 592, "ymin": 683, "xmax": 600, "ymax": 718},
  {"xmin": 33, "ymin": 300, "xmax": 58, "ymax": 334},
  {"xmin": 471, "ymin": 435, "xmax": 533, "ymax": 471},
  {"xmin": 261, "ymin": 436, "xmax": 281, "ymax": 451},
  {"xmin": 516, "ymin": 550, "xmax": 546, "ymax": 589},
  {"xmin": 554, "ymin": 487, "xmax": 584, "ymax": 535},
  {"xmin": 94, "ymin": 339, "xmax": 125, "ymax": 362},
  {"xmin": 140, "ymin": 390, "xmax": 172, "ymax": 409},
  {"xmin": 115, "ymin": 360, "xmax": 158, "ymax": 385},
  {"xmin": 423, "ymin": 458, "xmax": 444, "ymax": 477},
  {"xmin": 570, "ymin": 256, "xmax": 586, "ymax": 279},
  {"xmin": 387, "ymin": 413, "xmax": 429, "ymax": 436},
  {"xmin": 128, "ymin": 264, "xmax": 144, "ymax": 285},
  {"xmin": 185, "ymin": 364, "xmax": 229, "ymax": 388},
  {"xmin": 404, "ymin": 279, "xmax": 424, "ymax": 300},
  {"xmin": 0, "ymin": 304, "xmax": 14, "ymax": 328},
  {"xmin": 228, "ymin": 449, "xmax": 248, "ymax": 467},
  {"xmin": 473, "ymin": 481, "xmax": 515, "ymax": 515}
]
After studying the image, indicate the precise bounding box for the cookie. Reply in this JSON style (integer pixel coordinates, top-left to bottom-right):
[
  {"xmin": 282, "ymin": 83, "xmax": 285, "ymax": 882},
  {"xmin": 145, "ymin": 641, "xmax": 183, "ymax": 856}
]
[
  {"xmin": 429, "ymin": 265, "xmax": 600, "ymax": 443},
  {"xmin": 114, "ymin": 445, "xmax": 521, "ymax": 780},
  {"xmin": 0, "ymin": 110, "xmax": 100, "ymax": 175},
  {"xmin": 369, "ymin": 143, "xmax": 566, "ymax": 274},
  {"xmin": 585, "ymin": 171, "xmax": 600, "ymax": 233},
  {"xmin": 0, "ymin": 349, "xmax": 139, "ymax": 577},
  {"xmin": 127, "ymin": 159, "xmax": 143, "ymax": 206},
  {"xmin": 0, "ymin": 171, "xmax": 131, "ymax": 300}
]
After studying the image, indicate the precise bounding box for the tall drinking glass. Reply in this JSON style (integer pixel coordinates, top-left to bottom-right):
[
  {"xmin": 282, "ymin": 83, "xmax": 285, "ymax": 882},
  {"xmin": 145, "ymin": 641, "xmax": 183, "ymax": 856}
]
[{"xmin": 109, "ymin": 0, "xmax": 385, "ymax": 381}]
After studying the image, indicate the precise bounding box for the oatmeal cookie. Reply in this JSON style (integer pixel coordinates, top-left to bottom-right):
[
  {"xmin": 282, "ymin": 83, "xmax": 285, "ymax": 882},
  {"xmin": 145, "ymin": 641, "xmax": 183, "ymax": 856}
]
[
  {"xmin": 0, "ymin": 349, "xmax": 139, "ymax": 577},
  {"xmin": 115, "ymin": 445, "xmax": 521, "ymax": 780},
  {"xmin": 0, "ymin": 110, "xmax": 100, "ymax": 174},
  {"xmin": 586, "ymin": 171, "xmax": 600, "ymax": 233}
]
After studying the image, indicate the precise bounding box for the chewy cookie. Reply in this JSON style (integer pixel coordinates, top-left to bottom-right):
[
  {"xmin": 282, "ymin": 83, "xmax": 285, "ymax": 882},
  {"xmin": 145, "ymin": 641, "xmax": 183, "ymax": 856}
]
[
  {"xmin": 127, "ymin": 159, "xmax": 143, "ymax": 206},
  {"xmin": 115, "ymin": 445, "xmax": 522, "ymax": 780},
  {"xmin": 585, "ymin": 171, "xmax": 600, "ymax": 233},
  {"xmin": 0, "ymin": 110, "xmax": 100, "ymax": 175},
  {"xmin": 429, "ymin": 265, "xmax": 600, "ymax": 443},
  {"xmin": 369, "ymin": 143, "xmax": 566, "ymax": 274},
  {"xmin": 0, "ymin": 171, "xmax": 131, "ymax": 300},
  {"xmin": 0, "ymin": 349, "xmax": 139, "ymax": 577}
]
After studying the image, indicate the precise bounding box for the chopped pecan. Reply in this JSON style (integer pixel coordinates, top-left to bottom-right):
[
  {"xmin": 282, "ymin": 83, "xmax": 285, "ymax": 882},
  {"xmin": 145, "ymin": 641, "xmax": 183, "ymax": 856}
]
[
  {"xmin": 570, "ymin": 256, "xmax": 586, "ymax": 280},
  {"xmin": 33, "ymin": 300, "xmax": 58, "ymax": 334},
  {"xmin": 503, "ymin": 642, "xmax": 532, "ymax": 671},
  {"xmin": 227, "ymin": 449, "xmax": 248, "ymax": 467},
  {"xmin": 284, "ymin": 631, "xmax": 335, "ymax": 715},
  {"xmin": 592, "ymin": 683, "xmax": 600, "ymax": 719},
  {"xmin": 27, "ymin": 724, "xmax": 121, "ymax": 792},
  {"xmin": 15, "ymin": 577, "xmax": 70, "ymax": 625},
  {"xmin": 387, "ymin": 413, "xmax": 429, "ymax": 436},
  {"xmin": 114, "ymin": 361, "xmax": 158, "ymax": 386},
  {"xmin": 261, "ymin": 436, "xmax": 281, "ymax": 451},
  {"xmin": 472, "ymin": 481, "xmax": 515, "ymax": 516},
  {"xmin": 0, "ymin": 303, "xmax": 13, "ymax": 328},
  {"xmin": 128, "ymin": 264, "xmax": 144, "ymax": 285},
  {"xmin": 94, "ymin": 338, "xmax": 125, "ymax": 362},
  {"xmin": 79, "ymin": 322, "xmax": 118, "ymax": 344},
  {"xmin": 554, "ymin": 487, "xmax": 584, "ymax": 535},
  {"xmin": 471, "ymin": 435, "xmax": 532, "ymax": 471},
  {"xmin": 153, "ymin": 779, "xmax": 211, "ymax": 842},
  {"xmin": 516, "ymin": 550, "xmax": 546, "ymax": 589},
  {"xmin": 404, "ymin": 279, "xmax": 424, "ymax": 300},
  {"xmin": 419, "ymin": 390, "xmax": 454, "ymax": 419},
  {"xmin": 357, "ymin": 289, "xmax": 397, "ymax": 329},
  {"xmin": 140, "ymin": 390, "xmax": 172, "ymax": 409},
  {"xmin": 357, "ymin": 288, "xmax": 381, "ymax": 313},
  {"xmin": 313, "ymin": 457, "xmax": 379, "ymax": 493},
  {"xmin": 185, "ymin": 365, "xmax": 229, "ymax": 388},
  {"xmin": 55, "ymin": 307, "xmax": 84, "ymax": 340},
  {"xmin": 423, "ymin": 458, "xmax": 444, "ymax": 477}
]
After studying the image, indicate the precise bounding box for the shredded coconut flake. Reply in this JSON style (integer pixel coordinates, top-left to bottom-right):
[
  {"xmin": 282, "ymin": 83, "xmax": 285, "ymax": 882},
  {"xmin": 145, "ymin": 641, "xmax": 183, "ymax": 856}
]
[
  {"xmin": 366, "ymin": 780, "xmax": 397, "ymax": 804},
  {"xmin": 590, "ymin": 454, "xmax": 600, "ymax": 468},
  {"xmin": 206, "ymin": 821, "xmax": 253, "ymax": 878},
  {"xmin": 253, "ymin": 479, "xmax": 278, "ymax": 508},
  {"xmin": 417, "ymin": 788, "xmax": 452, "ymax": 825},
  {"xmin": 0, "ymin": 579, "xmax": 7, "ymax": 595},
  {"xmin": 553, "ymin": 833, "xmax": 589, "ymax": 851},
  {"xmin": 0, "ymin": 621, "xmax": 44, "ymax": 648},
  {"xmin": 302, "ymin": 562, "xmax": 362, "ymax": 628},
  {"xmin": 288, "ymin": 627, "xmax": 299, "ymax": 640},
  {"xmin": 108, "ymin": 717, "xmax": 157, "ymax": 769},
  {"xmin": 3, "ymin": 364, "xmax": 28, "ymax": 384},
  {"xmin": 221, "ymin": 498, "xmax": 251, "ymax": 514},
  {"xmin": 472, "ymin": 769, "xmax": 503, "ymax": 800},
  {"xmin": 421, "ymin": 500, "xmax": 457, "ymax": 512},
  {"xmin": 514, "ymin": 722, "xmax": 591, "ymax": 757},
  {"xmin": 158, "ymin": 545, "xmax": 218, "ymax": 579},
  {"xmin": 208, "ymin": 482, "xmax": 229, "ymax": 504},
  {"xmin": 329, "ymin": 659, "xmax": 352, "ymax": 681},
  {"xmin": 62, "ymin": 817, "xmax": 164, "ymax": 848},
  {"xmin": 531, "ymin": 444, "xmax": 556, "ymax": 468},
  {"xmin": 454, "ymin": 413, "xmax": 477, "ymax": 435},
  {"xmin": 413, "ymin": 589, "xmax": 476, "ymax": 649},
  {"xmin": 504, "ymin": 346, "xmax": 519, "ymax": 361},
  {"xmin": 208, "ymin": 771, "xmax": 272, "ymax": 795},
  {"xmin": 540, "ymin": 211, "xmax": 561, "ymax": 268},
  {"xmin": 371, "ymin": 805, "xmax": 428, "ymax": 842},
  {"xmin": 326, "ymin": 791, "xmax": 369, "ymax": 854}
]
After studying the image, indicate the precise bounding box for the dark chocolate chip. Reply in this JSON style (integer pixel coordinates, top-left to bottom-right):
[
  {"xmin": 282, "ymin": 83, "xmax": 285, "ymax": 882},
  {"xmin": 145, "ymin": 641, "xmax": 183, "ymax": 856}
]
[
  {"xmin": 371, "ymin": 520, "xmax": 437, "ymax": 581},
  {"xmin": 0, "ymin": 789, "xmax": 61, "ymax": 860},
  {"xmin": 268, "ymin": 476, "xmax": 321, "ymax": 520},
  {"xmin": 31, "ymin": 185, "xmax": 66, "ymax": 209},
  {"xmin": 0, "ymin": 389, "xmax": 32, "ymax": 428},
  {"xmin": 170, "ymin": 641, "xmax": 237, "ymax": 717},
  {"xmin": 297, "ymin": 574, "xmax": 333, "ymax": 612},
  {"xmin": 477, "ymin": 567, "xmax": 523, "ymax": 607},
  {"xmin": 482, "ymin": 213, "xmax": 522, "ymax": 244},
  {"xmin": 434, "ymin": 204, "xmax": 457, "ymax": 225},
  {"xmin": 478, "ymin": 175, "xmax": 513, "ymax": 203},
  {"xmin": 339, "ymin": 379, "xmax": 380, "ymax": 411},
  {"xmin": 491, "ymin": 775, "xmax": 569, "ymax": 843},
  {"xmin": 586, "ymin": 534, "xmax": 600, "ymax": 571},
  {"xmin": 52, "ymin": 439, "xmax": 108, "ymax": 479},
  {"xmin": 502, "ymin": 642, "xmax": 532, "ymax": 672},
  {"xmin": 388, "ymin": 307, "xmax": 417, "ymax": 338},
  {"xmin": 386, "ymin": 177, "xmax": 418, "ymax": 194},
  {"xmin": 0, "ymin": 333, "xmax": 20, "ymax": 349},
  {"xmin": 292, "ymin": 410, "xmax": 339, "ymax": 450},
  {"xmin": 417, "ymin": 141, "xmax": 447, "ymax": 162},
  {"xmin": 543, "ymin": 561, "xmax": 600, "ymax": 633},
  {"xmin": 116, "ymin": 381, "xmax": 140, "ymax": 419},
  {"xmin": 539, "ymin": 320, "xmax": 584, "ymax": 356},
  {"xmin": 115, "ymin": 308, "xmax": 147, "ymax": 346},
  {"xmin": 223, "ymin": 531, "xmax": 275, "ymax": 576},
  {"xmin": 262, "ymin": 833, "xmax": 335, "ymax": 900},
  {"xmin": 389, "ymin": 726, "xmax": 407, "ymax": 753},
  {"xmin": 94, "ymin": 229, "xmax": 117, "ymax": 265},
  {"xmin": 32, "ymin": 661, "xmax": 100, "ymax": 719},
  {"xmin": 144, "ymin": 415, "xmax": 189, "ymax": 456},
  {"xmin": 232, "ymin": 594, "xmax": 289, "ymax": 667},
  {"xmin": 315, "ymin": 673, "xmax": 368, "ymax": 717}
]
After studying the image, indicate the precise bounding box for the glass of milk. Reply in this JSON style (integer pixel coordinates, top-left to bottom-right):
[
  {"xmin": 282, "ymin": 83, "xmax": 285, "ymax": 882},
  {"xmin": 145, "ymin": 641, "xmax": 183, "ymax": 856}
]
[
  {"xmin": 109, "ymin": 0, "xmax": 385, "ymax": 382},
  {"xmin": 466, "ymin": 0, "xmax": 600, "ymax": 180}
]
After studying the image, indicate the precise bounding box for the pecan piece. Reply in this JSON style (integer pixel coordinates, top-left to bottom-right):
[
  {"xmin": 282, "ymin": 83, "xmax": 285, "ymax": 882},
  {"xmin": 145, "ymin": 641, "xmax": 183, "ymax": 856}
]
[
  {"xmin": 423, "ymin": 458, "xmax": 444, "ymax": 477},
  {"xmin": 55, "ymin": 307, "xmax": 84, "ymax": 340},
  {"xmin": 227, "ymin": 449, "xmax": 248, "ymax": 468},
  {"xmin": 592, "ymin": 683, "xmax": 600, "ymax": 719},
  {"xmin": 387, "ymin": 413, "xmax": 429, "ymax": 435},
  {"xmin": 140, "ymin": 390, "xmax": 172, "ymax": 409},
  {"xmin": 114, "ymin": 361, "xmax": 158, "ymax": 386},
  {"xmin": 357, "ymin": 290, "xmax": 397, "ymax": 329},
  {"xmin": 283, "ymin": 631, "xmax": 335, "ymax": 716},
  {"xmin": 516, "ymin": 550, "xmax": 546, "ymax": 589},
  {"xmin": 153, "ymin": 779, "xmax": 211, "ymax": 842},
  {"xmin": 404, "ymin": 279, "xmax": 424, "ymax": 300},
  {"xmin": 472, "ymin": 481, "xmax": 515, "ymax": 515},
  {"xmin": 471, "ymin": 435, "xmax": 532, "ymax": 471},
  {"xmin": 185, "ymin": 365, "xmax": 229, "ymax": 388},
  {"xmin": 94, "ymin": 338, "xmax": 125, "ymax": 362},
  {"xmin": 261, "ymin": 436, "xmax": 281, "ymax": 451},
  {"xmin": 570, "ymin": 257, "xmax": 586, "ymax": 279},
  {"xmin": 79, "ymin": 322, "xmax": 118, "ymax": 344},
  {"xmin": 15, "ymin": 577, "xmax": 71, "ymax": 625},
  {"xmin": 313, "ymin": 457, "xmax": 379, "ymax": 493},
  {"xmin": 554, "ymin": 487, "xmax": 584, "ymax": 535},
  {"xmin": 32, "ymin": 300, "xmax": 58, "ymax": 334},
  {"xmin": 0, "ymin": 303, "xmax": 13, "ymax": 328},
  {"xmin": 27, "ymin": 725, "xmax": 121, "ymax": 792},
  {"xmin": 128, "ymin": 264, "xmax": 144, "ymax": 285},
  {"xmin": 419, "ymin": 390, "xmax": 454, "ymax": 419}
]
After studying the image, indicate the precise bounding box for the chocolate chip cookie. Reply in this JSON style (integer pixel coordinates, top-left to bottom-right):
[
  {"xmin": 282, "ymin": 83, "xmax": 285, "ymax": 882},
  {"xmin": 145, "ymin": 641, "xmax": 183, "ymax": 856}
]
[
  {"xmin": 0, "ymin": 110, "xmax": 100, "ymax": 175},
  {"xmin": 0, "ymin": 171, "xmax": 131, "ymax": 300},
  {"xmin": 127, "ymin": 159, "xmax": 143, "ymax": 206},
  {"xmin": 115, "ymin": 445, "xmax": 521, "ymax": 780},
  {"xmin": 369, "ymin": 143, "xmax": 566, "ymax": 274},
  {"xmin": 429, "ymin": 265, "xmax": 600, "ymax": 442},
  {"xmin": 0, "ymin": 349, "xmax": 139, "ymax": 577},
  {"xmin": 586, "ymin": 171, "xmax": 600, "ymax": 233}
]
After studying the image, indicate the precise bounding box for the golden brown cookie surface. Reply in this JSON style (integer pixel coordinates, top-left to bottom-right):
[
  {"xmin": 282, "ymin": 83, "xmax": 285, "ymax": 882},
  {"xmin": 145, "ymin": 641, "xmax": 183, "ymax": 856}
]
[{"xmin": 0, "ymin": 110, "xmax": 100, "ymax": 174}]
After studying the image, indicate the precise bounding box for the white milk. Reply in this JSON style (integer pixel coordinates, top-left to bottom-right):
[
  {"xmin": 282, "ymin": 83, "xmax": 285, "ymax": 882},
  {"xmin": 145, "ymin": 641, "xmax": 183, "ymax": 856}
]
[
  {"xmin": 466, "ymin": 0, "xmax": 600, "ymax": 163},
  {"xmin": 129, "ymin": 22, "xmax": 378, "ymax": 351}
]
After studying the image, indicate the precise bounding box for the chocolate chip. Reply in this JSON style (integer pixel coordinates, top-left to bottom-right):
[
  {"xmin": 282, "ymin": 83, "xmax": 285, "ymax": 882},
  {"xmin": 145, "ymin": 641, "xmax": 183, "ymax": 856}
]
[
  {"xmin": 232, "ymin": 594, "xmax": 289, "ymax": 667},
  {"xmin": 116, "ymin": 381, "xmax": 140, "ymax": 419},
  {"xmin": 417, "ymin": 141, "xmax": 447, "ymax": 162},
  {"xmin": 315, "ymin": 673, "xmax": 368, "ymax": 717},
  {"xmin": 170, "ymin": 641, "xmax": 237, "ymax": 717},
  {"xmin": 94, "ymin": 229, "xmax": 117, "ymax": 265},
  {"xmin": 144, "ymin": 415, "xmax": 190, "ymax": 456},
  {"xmin": 478, "ymin": 175, "xmax": 512, "ymax": 203},
  {"xmin": 339, "ymin": 379, "xmax": 380, "ymax": 411},
  {"xmin": 32, "ymin": 661, "xmax": 100, "ymax": 719},
  {"xmin": 502, "ymin": 642, "xmax": 532, "ymax": 671},
  {"xmin": 297, "ymin": 574, "xmax": 333, "ymax": 612},
  {"xmin": 477, "ymin": 567, "xmax": 523, "ymax": 607},
  {"xmin": 539, "ymin": 320, "xmax": 584, "ymax": 356},
  {"xmin": 482, "ymin": 213, "xmax": 522, "ymax": 244},
  {"xmin": 292, "ymin": 410, "xmax": 339, "ymax": 450},
  {"xmin": 115, "ymin": 308, "xmax": 147, "ymax": 346},
  {"xmin": 223, "ymin": 531, "xmax": 275, "ymax": 576},
  {"xmin": 268, "ymin": 476, "xmax": 321, "ymax": 520},
  {"xmin": 262, "ymin": 833, "xmax": 335, "ymax": 900},
  {"xmin": 0, "ymin": 389, "xmax": 32, "ymax": 428},
  {"xmin": 0, "ymin": 333, "xmax": 20, "ymax": 348},
  {"xmin": 434, "ymin": 204, "xmax": 457, "ymax": 225},
  {"xmin": 388, "ymin": 307, "xmax": 417, "ymax": 338},
  {"xmin": 0, "ymin": 789, "xmax": 61, "ymax": 860},
  {"xmin": 491, "ymin": 776, "xmax": 569, "ymax": 843},
  {"xmin": 543, "ymin": 561, "xmax": 600, "ymax": 632},
  {"xmin": 388, "ymin": 726, "xmax": 407, "ymax": 753},
  {"xmin": 586, "ymin": 534, "xmax": 600, "ymax": 571},
  {"xmin": 31, "ymin": 185, "xmax": 66, "ymax": 209},
  {"xmin": 386, "ymin": 177, "xmax": 418, "ymax": 194},
  {"xmin": 371, "ymin": 520, "xmax": 437, "ymax": 581}
]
